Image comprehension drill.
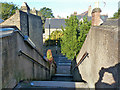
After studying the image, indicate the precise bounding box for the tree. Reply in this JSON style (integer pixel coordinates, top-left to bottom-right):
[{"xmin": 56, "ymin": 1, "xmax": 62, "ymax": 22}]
[
  {"xmin": 0, "ymin": 2, "xmax": 18, "ymax": 20},
  {"xmin": 78, "ymin": 17, "xmax": 91, "ymax": 50},
  {"xmin": 61, "ymin": 16, "xmax": 80, "ymax": 60},
  {"xmin": 112, "ymin": 8, "xmax": 120, "ymax": 19},
  {"xmin": 38, "ymin": 7, "xmax": 54, "ymax": 24},
  {"xmin": 61, "ymin": 16, "xmax": 91, "ymax": 60},
  {"xmin": 38, "ymin": 7, "xmax": 54, "ymax": 33},
  {"xmin": 50, "ymin": 30, "xmax": 63, "ymax": 40}
]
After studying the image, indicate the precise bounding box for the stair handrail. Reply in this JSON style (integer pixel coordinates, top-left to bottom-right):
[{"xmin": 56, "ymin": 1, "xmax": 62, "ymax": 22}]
[
  {"xmin": 72, "ymin": 52, "xmax": 89, "ymax": 72},
  {"xmin": 18, "ymin": 50, "xmax": 50, "ymax": 71}
]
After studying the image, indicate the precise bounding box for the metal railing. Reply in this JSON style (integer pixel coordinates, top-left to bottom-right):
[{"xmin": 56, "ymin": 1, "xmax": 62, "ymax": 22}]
[
  {"xmin": 72, "ymin": 52, "xmax": 89, "ymax": 72},
  {"xmin": 18, "ymin": 50, "xmax": 50, "ymax": 71}
]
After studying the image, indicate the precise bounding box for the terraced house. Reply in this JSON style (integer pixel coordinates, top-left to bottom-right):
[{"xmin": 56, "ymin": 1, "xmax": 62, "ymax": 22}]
[{"xmin": 45, "ymin": 5, "xmax": 108, "ymax": 40}]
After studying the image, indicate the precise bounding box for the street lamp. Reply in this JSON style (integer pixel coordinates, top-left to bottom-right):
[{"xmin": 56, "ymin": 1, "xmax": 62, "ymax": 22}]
[
  {"xmin": 49, "ymin": 18, "xmax": 51, "ymax": 47},
  {"xmin": 56, "ymin": 31, "xmax": 58, "ymax": 54}
]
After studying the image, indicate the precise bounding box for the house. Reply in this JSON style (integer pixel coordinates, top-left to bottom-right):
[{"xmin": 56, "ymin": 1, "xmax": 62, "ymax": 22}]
[
  {"xmin": 45, "ymin": 18, "xmax": 66, "ymax": 40},
  {"xmin": 45, "ymin": 2, "xmax": 108, "ymax": 40},
  {"xmin": 71, "ymin": 5, "xmax": 108, "ymax": 23}
]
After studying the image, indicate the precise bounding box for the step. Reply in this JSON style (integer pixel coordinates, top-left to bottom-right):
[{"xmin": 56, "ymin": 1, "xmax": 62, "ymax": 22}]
[
  {"xmin": 56, "ymin": 66, "xmax": 71, "ymax": 74},
  {"xmin": 58, "ymin": 62, "xmax": 71, "ymax": 66},
  {"xmin": 23, "ymin": 81, "xmax": 89, "ymax": 88},
  {"xmin": 51, "ymin": 74, "xmax": 73, "ymax": 81},
  {"xmin": 54, "ymin": 74, "xmax": 73, "ymax": 77},
  {"xmin": 58, "ymin": 60, "xmax": 69, "ymax": 62}
]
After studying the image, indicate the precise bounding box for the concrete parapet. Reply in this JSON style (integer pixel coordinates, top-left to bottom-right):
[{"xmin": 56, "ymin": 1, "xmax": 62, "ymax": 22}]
[
  {"xmin": 76, "ymin": 19, "xmax": 119, "ymax": 88},
  {"xmin": 0, "ymin": 30, "xmax": 56, "ymax": 88}
]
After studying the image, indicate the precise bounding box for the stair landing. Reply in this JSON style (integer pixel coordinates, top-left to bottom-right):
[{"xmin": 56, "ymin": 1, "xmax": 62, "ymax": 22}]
[{"xmin": 15, "ymin": 81, "xmax": 89, "ymax": 89}]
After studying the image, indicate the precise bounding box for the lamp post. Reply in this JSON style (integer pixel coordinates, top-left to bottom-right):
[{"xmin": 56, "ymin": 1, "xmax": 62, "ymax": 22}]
[
  {"xmin": 49, "ymin": 18, "xmax": 51, "ymax": 47},
  {"xmin": 56, "ymin": 33, "xmax": 58, "ymax": 54}
]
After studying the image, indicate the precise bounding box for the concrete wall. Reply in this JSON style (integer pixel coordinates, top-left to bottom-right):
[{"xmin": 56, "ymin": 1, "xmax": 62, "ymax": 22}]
[
  {"xmin": 28, "ymin": 13, "xmax": 43, "ymax": 52},
  {"xmin": 71, "ymin": 58, "xmax": 83, "ymax": 82},
  {"xmin": 0, "ymin": 31, "xmax": 56, "ymax": 88},
  {"xmin": 75, "ymin": 19, "xmax": 119, "ymax": 88},
  {"xmin": 0, "ymin": 10, "xmax": 43, "ymax": 52}
]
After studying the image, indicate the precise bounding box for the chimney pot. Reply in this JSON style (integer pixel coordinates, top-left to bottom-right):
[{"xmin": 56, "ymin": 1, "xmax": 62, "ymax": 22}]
[
  {"xmin": 31, "ymin": 8, "xmax": 37, "ymax": 15},
  {"xmin": 88, "ymin": 5, "xmax": 92, "ymax": 16}
]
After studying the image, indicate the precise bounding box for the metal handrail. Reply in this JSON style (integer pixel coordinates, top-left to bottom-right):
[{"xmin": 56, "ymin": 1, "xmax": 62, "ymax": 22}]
[
  {"xmin": 18, "ymin": 50, "xmax": 50, "ymax": 71},
  {"xmin": 0, "ymin": 25, "xmax": 19, "ymax": 30},
  {"xmin": 18, "ymin": 31, "xmax": 48, "ymax": 62},
  {"xmin": 72, "ymin": 52, "xmax": 89, "ymax": 71}
]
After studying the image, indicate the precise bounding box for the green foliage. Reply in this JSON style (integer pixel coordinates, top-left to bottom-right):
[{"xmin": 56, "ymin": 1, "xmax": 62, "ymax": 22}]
[
  {"xmin": 78, "ymin": 17, "xmax": 91, "ymax": 50},
  {"xmin": 61, "ymin": 16, "xmax": 91, "ymax": 60},
  {"xmin": 45, "ymin": 30, "xmax": 63, "ymax": 46},
  {"xmin": 61, "ymin": 16, "xmax": 80, "ymax": 60},
  {"xmin": 112, "ymin": 8, "xmax": 120, "ymax": 19},
  {"xmin": 45, "ymin": 39, "xmax": 59, "ymax": 46},
  {"xmin": 38, "ymin": 7, "xmax": 54, "ymax": 33},
  {"xmin": 38, "ymin": 7, "xmax": 54, "ymax": 24},
  {"xmin": 50, "ymin": 30, "xmax": 63, "ymax": 40},
  {"xmin": 0, "ymin": 2, "xmax": 18, "ymax": 20}
]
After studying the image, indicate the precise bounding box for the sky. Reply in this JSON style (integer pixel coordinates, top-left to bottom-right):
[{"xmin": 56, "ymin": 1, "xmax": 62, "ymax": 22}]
[{"xmin": 1, "ymin": 0, "xmax": 120, "ymax": 18}]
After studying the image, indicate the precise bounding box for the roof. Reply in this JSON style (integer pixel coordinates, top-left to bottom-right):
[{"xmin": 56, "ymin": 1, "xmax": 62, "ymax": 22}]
[
  {"xmin": 45, "ymin": 9, "xmax": 108, "ymax": 29},
  {"xmin": 45, "ymin": 18, "xmax": 66, "ymax": 29},
  {"xmin": 102, "ymin": 19, "xmax": 118, "ymax": 26},
  {"xmin": 72, "ymin": 11, "xmax": 108, "ymax": 22},
  {"xmin": 97, "ymin": 19, "xmax": 119, "ymax": 32},
  {"xmin": 100, "ymin": 15, "xmax": 108, "ymax": 22},
  {"xmin": 71, "ymin": 11, "xmax": 88, "ymax": 20}
]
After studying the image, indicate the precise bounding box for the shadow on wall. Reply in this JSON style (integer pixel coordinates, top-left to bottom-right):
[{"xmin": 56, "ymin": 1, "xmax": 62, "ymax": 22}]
[
  {"xmin": 95, "ymin": 63, "xmax": 120, "ymax": 89},
  {"xmin": 71, "ymin": 57, "xmax": 86, "ymax": 82}
]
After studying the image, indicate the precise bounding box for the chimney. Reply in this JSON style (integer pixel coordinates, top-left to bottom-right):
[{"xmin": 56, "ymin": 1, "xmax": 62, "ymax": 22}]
[
  {"xmin": 21, "ymin": 2, "xmax": 30, "ymax": 14},
  {"xmin": 31, "ymin": 8, "xmax": 38, "ymax": 15},
  {"xmin": 95, "ymin": 1, "xmax": 99, "ymax": 8},
  {"xmin": 88, "ymin": 5, "xmax": 92, "ymax": 16},
  {"xmin": 92, "ymin": 8, "xmax": 102, "ymax": 26}
]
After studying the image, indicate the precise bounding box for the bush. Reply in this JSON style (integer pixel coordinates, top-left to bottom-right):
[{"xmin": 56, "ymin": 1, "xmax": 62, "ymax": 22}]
[{"xmin": 45, "ymin": 39, "xmax": 61, "ymax": 46}]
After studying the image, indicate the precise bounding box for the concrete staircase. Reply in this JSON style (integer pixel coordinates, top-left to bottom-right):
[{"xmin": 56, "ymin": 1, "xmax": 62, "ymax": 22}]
[
  {"xmin": 14, "ymin": 55, "xmax": 89, "ymax": 89},
  {"xmin": 52, "ymin": 55, "xmax": 73, "ymax": 81}
]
